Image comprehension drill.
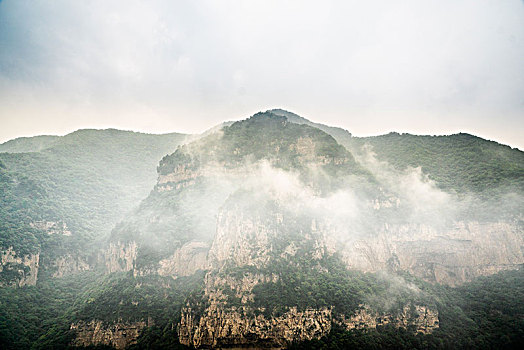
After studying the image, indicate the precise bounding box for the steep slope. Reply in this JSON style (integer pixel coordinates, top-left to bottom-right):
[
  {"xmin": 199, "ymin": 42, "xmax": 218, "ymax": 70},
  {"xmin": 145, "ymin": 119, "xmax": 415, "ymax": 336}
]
[
  {"xmin": 268, "ymin": 111, "xmax": 524, "ymax": 284},
  {"xmin": 109, "ymin": 111, "xmax": 521, "ymax": 348},
  {"xmin": 271, "ymin": 109, "xmax": 523, "ymax": 199},
  {"xmin": 0, "ymin": 129, "xmax": 188, "ymax": 285}
]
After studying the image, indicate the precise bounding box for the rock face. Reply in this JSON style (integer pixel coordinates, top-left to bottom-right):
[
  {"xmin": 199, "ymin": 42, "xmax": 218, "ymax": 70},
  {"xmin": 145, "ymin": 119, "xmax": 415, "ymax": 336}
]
[
  {"xmin": 180, "ymin": 306, "xmax": 332, "ymax": 349},
  {"xmin": 70, "ymin": 320, "xmax": 149, "ymax": 349},
  {"xmin": 0, "ymin": 247, "xmax": 39, "ymax": 287},
  {"xmin": 342, "ymin": 221, "xmax": 524, "ymax": 286},
  {"xmin": 30, "ymin": 220, "xmax": 72, "ymax": 236},
  {"xmin": 178, "ymin": 198, "xmax": 441, "ymax": 348},
  {"xmin": 340, "ymin": 305, "xmax": 439, "ymax": 334},
  {"xmin": 178, "ymin": 200, "xmax": 338, "ymax": 348},
  {"xmin": 157, "ymin": 241, "xmax": 209, "ymax": 277},
  {"xmin": 52, "ymin": 254, "xmax": 90, "ymax": 278},
  {"xmin": 105, "ymin": 240, "xmax": 209, "ymax": 278},
  {"xmin": 105, "ymin": 241, "xmax": 138, "ymax": 273}
]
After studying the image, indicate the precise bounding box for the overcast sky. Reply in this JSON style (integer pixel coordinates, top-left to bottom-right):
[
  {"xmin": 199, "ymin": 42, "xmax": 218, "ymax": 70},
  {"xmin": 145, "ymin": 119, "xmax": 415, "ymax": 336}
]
[{"xmin": 0, "ymin": 0, "xmax": 523, "ymax": 148}]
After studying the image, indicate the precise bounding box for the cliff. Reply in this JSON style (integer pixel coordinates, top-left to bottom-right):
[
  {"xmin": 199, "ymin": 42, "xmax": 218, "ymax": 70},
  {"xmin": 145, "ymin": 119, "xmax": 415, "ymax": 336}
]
[
  {"xmin": 52, "ymin": 254, "xmax": 90, "ymax": 278},
  {"xmin": 105, "ymin": 241, "xmax": 138, "ymax": 273},
  {"xmin": 70, "ymin": 319, "xmax": 150, "ymax": 349},
  {"xmin": 341, "ymin": 220, "xmax": 523, "ymax": 286},
  {"xmin": 340, "ymin": 304, "xmax": 439, "ymax": 334},
  {"xmin": 179, "ymin": 305, "xmax": 333, "ymax": 349},
  {"xmin": 178, "ymin": 193, "xmax": 440, "ymax": 348},
  {"xmin": 0, "ymin": 247, "xmax": 39, "ymax": 287}
]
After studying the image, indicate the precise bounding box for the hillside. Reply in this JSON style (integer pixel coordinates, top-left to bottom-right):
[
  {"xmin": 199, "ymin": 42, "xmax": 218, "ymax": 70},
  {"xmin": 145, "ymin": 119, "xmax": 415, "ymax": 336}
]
[
  {"xmin": 349, "ymin": 132, "xmax": 524, "ymax": 195},
  {"xmin": 0, "ymin": 129, "xmax": 187, "ymax": 285}
]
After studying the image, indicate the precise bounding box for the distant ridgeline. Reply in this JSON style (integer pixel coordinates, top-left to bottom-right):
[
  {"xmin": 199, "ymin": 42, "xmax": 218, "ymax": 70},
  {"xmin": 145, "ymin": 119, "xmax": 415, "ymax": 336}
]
[{"xmin": 0, "ymin": 110, "xmax": 523, "ymax": 349}]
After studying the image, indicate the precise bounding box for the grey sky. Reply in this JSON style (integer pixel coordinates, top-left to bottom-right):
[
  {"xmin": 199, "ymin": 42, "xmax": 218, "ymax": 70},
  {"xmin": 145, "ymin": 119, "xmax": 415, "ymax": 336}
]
[{"xmin": 0, "ymin": 0, "xmax": 523, "ymax": 148}]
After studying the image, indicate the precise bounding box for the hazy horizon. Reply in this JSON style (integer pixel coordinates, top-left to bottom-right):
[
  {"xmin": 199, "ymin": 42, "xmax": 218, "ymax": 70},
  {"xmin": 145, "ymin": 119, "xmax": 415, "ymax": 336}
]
[
  {"xmin": 1, "ymin": 107, "xmax": 522, "ymax": 152},
  {"xmin": 1, "ymin": 0, "xmax": 523, "ymax": 149}
]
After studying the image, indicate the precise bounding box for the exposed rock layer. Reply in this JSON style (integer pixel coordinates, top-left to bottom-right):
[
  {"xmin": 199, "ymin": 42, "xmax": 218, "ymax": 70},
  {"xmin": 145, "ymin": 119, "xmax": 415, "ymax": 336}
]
[
  {"xmin": 342, "ymin": 221, "xmax": 523, "ymax": 286},
  {"xmin": 0, "ymin": 247, "xmax": 39, "ymax": 287},
  {"xmin": 70, "ymin": 320, "xmax": 149, "ymax": 349}
]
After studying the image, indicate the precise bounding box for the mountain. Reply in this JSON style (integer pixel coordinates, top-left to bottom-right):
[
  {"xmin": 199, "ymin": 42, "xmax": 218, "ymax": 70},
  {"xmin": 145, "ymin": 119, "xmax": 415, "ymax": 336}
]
[{"xmin": 0, "ymin": 110, "xmax": 523, "ymax": 349}]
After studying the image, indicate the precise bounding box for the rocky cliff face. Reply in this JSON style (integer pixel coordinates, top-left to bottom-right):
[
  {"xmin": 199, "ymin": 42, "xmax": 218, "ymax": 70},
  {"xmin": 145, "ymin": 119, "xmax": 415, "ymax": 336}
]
[
  {"xmin": 340, "ymin": 304, "xmax": 439, "ymax": 334},
  {"xmin": 105, "ymin": 240, "xmax": 209, "ymax": 279},
  {"xmin": 70, "ymin": 319, "xmax": 150, "ymax": 349},
  {"xmin": 157, "ymin": 241, "xmax": 209, "ymax": 277},
  {"xmin": 180, "ymin": 305, "xmax": 332, "ymax": 349},
  {"xmin": 0, "ymin": 221, "xmax": 76, "ymax": 286},
  {"xmin": 178, "ymin": 267, "xmax": 335, "ymax": 349},
  {"xmin": 341, "ymin": 220, "xmax": 523, "ymax": 286},
  {"xmin": 179, "ymin": 197, "xmax": 441, "ymax": 348},
  {"xmin": 0, "ymin": 247, "xmax": 39, "ymax": 287},
  {"xmin": 52, "ymin": 254, "xmax": 90, "ymax": 278},
  {"xmin": 180, "ymin": 268, "xmax": 440, "ymax": 349},
  {"xmin": 105, "ymin": 241, "xmax": 138, "ymax": 273}
]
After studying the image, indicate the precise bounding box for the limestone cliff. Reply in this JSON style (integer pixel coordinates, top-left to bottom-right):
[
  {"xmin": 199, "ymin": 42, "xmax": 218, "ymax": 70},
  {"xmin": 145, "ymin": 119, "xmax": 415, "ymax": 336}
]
[
  {"xmin": 157, "ymin": 241, "xmax": 209, "ymax": 277},
  {"xmin": 341, "ymin": 220, "xmax": 523, "ymax": 285},
  {"xmin": 178, "ymin": 200, "xmax": 440, "ymax": 348},
  {"xmin": 179, "ymin": 268, "xmax": 333, "ymax": 349},
  {"xmin": 70, "ymin": 319, "xmax": 151, "ymax": 349},
  {"xmin": 105, "ymin": 241, "xmax": 138, "ymax": 273},
  {"xmin": 0, "ymin": 247, "xmax": 39, "ymax": 287},
  {"xmin": 105, "ymin": 240, "xmax": 209, "ymax": 279},
  {"xmin": 180, "ymin": 305, "xmax": 332, "ymax": 349},
  {"xmin": 339, "ymin": 304, "xmax": 439, "ymax": 334},
  {"xmin": 102, "ymin": 113, "xmax": 521, "ymax": 348},
  {"xmin": 52, "ymin": 254, "xmax": 90, "ymax": 278}
]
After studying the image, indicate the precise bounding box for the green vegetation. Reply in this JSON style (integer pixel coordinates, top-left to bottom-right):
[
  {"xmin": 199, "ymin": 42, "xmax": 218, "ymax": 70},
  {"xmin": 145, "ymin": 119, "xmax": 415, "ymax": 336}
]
[
  {"xmin": 351, "ymin": 132, "xmax": 524, "ymax": 195},
  {"xmin": 0, "ymin": 159, "xmax": 43, "ymax": 257},
  {"xmin": 114, "ymin": 113, "xmax": 379, "ymax": 273},
  {"xmin": 127, "ymin": 326, "xmax": 189, "ymax": 350},
  {"xmin": 159, "ymin": 112, "xmax": 373, "ymax": 182},
  {"xmin": 0, "ymin": 129, "xmax": 186, "ymax": 280},
  {"xmin": 74, "ymin": 271, "xmax": 205, "ymax": 325},
  {"xmin": 229, "ymin": 254, "xmax": 431, "ymax": 319},
  {"xmin": 290, "ymin": 268, "xmax": 524, "ymax": 349},
  {"xmin": 0, "ymin": 135, "xmax": 60, "ymax": 153},
  {"xmin": 0, "ymin": 271, "xmax": 204, "ymax": 349}
]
